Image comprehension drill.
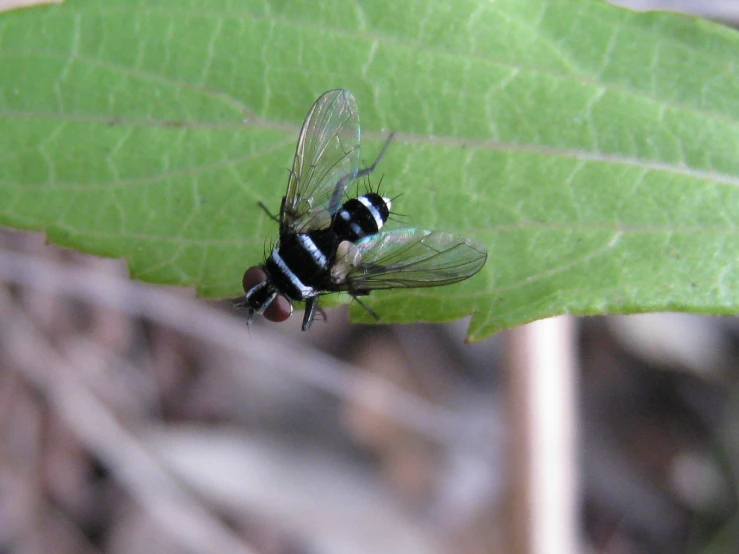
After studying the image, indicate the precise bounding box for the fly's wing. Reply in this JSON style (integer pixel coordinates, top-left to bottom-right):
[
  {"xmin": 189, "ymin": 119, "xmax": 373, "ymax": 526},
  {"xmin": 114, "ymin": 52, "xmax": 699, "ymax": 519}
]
[
  {"xmin": 282, "ymin": 89, "xmax": 361, "ymax": 233},
  {"xmin": 334, "ymin": 229, "xmax": 488, "ymax": 291}
]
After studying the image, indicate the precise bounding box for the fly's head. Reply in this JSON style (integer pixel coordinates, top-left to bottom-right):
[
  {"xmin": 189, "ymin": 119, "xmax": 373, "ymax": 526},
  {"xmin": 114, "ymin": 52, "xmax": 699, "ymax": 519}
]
[{"xmin": 241, "ymin": 266, "xmax": 293, "ymax": 324}]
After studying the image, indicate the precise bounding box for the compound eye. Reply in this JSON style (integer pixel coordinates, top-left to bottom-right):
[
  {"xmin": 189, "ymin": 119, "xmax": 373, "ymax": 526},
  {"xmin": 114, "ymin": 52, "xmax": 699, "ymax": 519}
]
[
  {"xmin": 242, "ymin": 266, "xmax": 267, "ymax": 294},
  {"xmin": 264, "ymin": 295, "xmax": 293, "ymax": 323}
]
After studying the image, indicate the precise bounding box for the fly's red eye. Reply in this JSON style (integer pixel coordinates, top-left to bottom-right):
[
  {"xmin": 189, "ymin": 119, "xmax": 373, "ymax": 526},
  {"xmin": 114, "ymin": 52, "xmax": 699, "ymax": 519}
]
[
  {"xmin": 242, "ymin": 266, "xmax": 267, "ymax": 293},
  {"xmin": 264, "ymin": 295, "xmax": 293, "ymax": 323}
]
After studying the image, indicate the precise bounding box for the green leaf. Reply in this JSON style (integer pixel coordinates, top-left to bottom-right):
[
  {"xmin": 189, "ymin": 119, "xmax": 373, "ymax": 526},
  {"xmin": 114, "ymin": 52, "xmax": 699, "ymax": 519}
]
[{"xmin": 1, "ymin": 0, "xmax": 739, "ymax": 341}]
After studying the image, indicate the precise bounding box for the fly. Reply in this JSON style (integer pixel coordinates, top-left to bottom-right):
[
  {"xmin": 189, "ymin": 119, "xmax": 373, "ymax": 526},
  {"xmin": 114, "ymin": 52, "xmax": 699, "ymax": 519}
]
[{"xmin": 239, "ymin": 89, "xmax": 487, "ymax": 330}]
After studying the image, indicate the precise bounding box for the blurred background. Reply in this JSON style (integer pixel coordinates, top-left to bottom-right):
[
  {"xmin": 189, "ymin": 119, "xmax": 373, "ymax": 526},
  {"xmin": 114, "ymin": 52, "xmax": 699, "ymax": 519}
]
[
  {"xmin": 3, "ymin": 1, "xmax": 739, "ymax": 554},
  {"xmin": 3, "ymin": 215, "xmax": 739, "ymax": 554}
]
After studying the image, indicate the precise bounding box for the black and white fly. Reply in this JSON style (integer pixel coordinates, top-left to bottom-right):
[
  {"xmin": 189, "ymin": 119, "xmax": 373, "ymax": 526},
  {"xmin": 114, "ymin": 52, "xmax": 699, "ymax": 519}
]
[{"xmin": 240, "ymin": 89, "xmax": 487, "ymax": 330}]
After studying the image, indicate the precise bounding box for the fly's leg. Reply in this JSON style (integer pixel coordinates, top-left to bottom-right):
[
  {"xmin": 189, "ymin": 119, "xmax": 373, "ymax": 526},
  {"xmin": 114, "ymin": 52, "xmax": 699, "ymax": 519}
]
[
  {"xmin": 351, "ymin": 295, "xmax": 381, "ymax": 323},
  {"xmin": 313, "ymin": 306, "xmax": 328, "ymax": 322},
  {"xmin": 258, "ymin": 201, "xmax": 280, "ymax": 223},
  {"xmin": 302, "ymin": 297, "xmax": 319, "ymax": 331},
  {"xmin": 355, "ymin": 132, "xmax": 396, "ymax": 180},
  {"xmin": 330, "ymin": 132, "xmax": 396, "ymax": 210}
]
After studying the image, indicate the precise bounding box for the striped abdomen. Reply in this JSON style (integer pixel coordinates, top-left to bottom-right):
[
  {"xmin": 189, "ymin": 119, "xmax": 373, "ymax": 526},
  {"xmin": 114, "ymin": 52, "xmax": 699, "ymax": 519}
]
[{"xmin": 332, "ymin": 193, "xmax": 391, "ymax": 242}]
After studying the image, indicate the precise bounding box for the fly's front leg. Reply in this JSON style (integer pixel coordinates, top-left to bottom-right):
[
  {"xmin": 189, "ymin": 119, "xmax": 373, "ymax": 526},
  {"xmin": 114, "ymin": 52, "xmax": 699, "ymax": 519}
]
[{"xmin": 302, "ymin": 296, "xmax": 319, "ymax": 331}]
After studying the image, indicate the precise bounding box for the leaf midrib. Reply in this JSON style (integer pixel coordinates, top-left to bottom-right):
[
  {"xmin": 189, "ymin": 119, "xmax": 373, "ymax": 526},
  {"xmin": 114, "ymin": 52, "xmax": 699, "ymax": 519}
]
[{"xmin": 2, "ymin": 109, "xmax": 738, "ymax": 190}]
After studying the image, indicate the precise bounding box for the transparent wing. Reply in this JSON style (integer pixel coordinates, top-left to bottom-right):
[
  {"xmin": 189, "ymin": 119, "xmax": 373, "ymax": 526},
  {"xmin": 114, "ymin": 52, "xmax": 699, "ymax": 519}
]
[
  {"xmin": 283, "ymin": 89, "xmax": 361, "ymax": 233},
  {"xmin": 334, "ymin": 229, "xmax": 488, "ymax": 291}
]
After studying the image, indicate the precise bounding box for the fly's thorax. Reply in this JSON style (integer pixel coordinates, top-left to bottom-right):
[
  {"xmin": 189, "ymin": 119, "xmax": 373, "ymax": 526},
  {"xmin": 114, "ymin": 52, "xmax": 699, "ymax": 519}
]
[
  {"xmin": 332, "ymin": 193, "xmax": 392, "ymax": 243},
  {"xmin": 264, "ymin": 230, "xmax": 339, "ymax": 301},
  {"xmin": 265, "ymin": 246, "xmax": 312, "ymax": 301}
]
